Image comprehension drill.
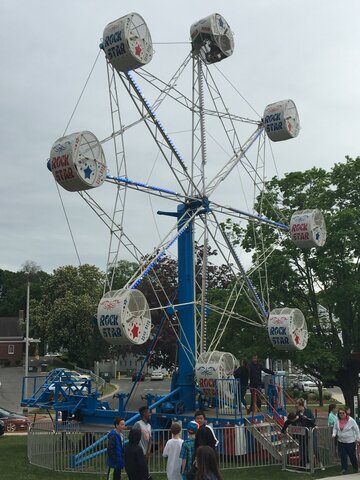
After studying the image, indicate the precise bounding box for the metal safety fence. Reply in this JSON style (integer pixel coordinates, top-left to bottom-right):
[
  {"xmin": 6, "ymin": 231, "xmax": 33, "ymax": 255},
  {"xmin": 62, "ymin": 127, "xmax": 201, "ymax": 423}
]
[
  {"xmin": 27, "ymin": 420, "xmax": 339, "ymax": 475},
  {"xmin": 282, "ymin": 425, "xmax": 338, "ymax": 473}
]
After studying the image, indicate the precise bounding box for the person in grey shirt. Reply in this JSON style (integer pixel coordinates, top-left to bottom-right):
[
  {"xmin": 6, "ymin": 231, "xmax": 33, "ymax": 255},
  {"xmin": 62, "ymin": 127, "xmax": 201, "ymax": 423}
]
[{"xmin": 134, "ymin": 406, "xmax": 152, "ymax": 462}]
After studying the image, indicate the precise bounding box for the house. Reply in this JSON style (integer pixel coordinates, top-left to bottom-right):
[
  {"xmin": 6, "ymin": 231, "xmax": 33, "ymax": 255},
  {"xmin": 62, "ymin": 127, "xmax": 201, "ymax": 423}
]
[{"xmin": 0, "ymin": 315, "xmax": 24, "ymax": 365}]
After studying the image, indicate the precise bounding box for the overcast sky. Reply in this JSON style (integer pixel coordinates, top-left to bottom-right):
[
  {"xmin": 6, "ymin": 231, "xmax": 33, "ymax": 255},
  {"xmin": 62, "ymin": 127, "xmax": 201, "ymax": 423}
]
[{"xmin": 1, "ymin": 0, "xmax": 359, "ymax": 274}]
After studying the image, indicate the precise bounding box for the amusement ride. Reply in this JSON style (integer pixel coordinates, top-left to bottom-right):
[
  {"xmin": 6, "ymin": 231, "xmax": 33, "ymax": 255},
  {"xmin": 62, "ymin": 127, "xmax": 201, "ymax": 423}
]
[{"xmin": 22, "ymin": 11, "xmax": 327, "ymax": 435}]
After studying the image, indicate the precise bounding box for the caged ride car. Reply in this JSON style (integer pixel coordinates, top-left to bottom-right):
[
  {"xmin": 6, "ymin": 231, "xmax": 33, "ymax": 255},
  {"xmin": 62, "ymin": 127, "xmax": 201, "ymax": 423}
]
[{"xmin": 0, "ymin": 407, "xmax": 30, "ymax": 433}]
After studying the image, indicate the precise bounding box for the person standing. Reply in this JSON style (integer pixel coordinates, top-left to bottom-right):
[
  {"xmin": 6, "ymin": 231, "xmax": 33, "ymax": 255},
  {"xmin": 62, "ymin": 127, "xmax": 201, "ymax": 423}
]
[
  {"xmin": 295, "ymin": 398, "xmax": 324, "ymax": 470},
  {"xmin": 179, "ymin": 421, "xmax": 198, "ymax": 480},
  {"xmin": 332, "ymin": 407, "xmax": 360, "ymax": 474},
  {"xmin": 233, "ymin": 360, "xmax": 249, "ymax": 410},
  {"xmin": 194, "ymin": 445, "xmax": 223, "ymax": 480},
  {"xmin": 134, "ymin": 406, "xmax": 152, "ymax": 462},
  {"xmin": 328, "ymin": 403, "xmax": 337, "ymax": 427},
  {"xmin": 281, "ymin": 411, "xmax": 315, "ymax": 469},
  {"xmin": 186, "ymin": 411, "xmax": 219, "ymax": 480},
  {"xmin": 296, "ymin": 397, "xmax": 314, "ymax": 422},
  {"xmin": 124, "ymin": 427, "xmax": 151, "ymax": 480},
  {"xmin": 163, "ymin": 422, "xmax": 183, "ymax": 480},
  {"xmin": 328, "ymin": 403, "xmax": 338, "ymax": 456},
  {"xmin": 194, "ymin": 410, "xmax": 219, "ymax": 453},
  {"xmin": 248, "ymin": 355, "xmax": 274, "ymax": 413},
  {"xmin": 107, "ymin": 417, "xmax": 125, "ymax": 480}
]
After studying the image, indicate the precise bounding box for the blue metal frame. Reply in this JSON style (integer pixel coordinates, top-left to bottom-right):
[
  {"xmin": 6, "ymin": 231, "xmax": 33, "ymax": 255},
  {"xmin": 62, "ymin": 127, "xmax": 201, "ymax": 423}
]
[{"xmin": 172, "ymin": 202, "xmax": 197, "ymax": 412}]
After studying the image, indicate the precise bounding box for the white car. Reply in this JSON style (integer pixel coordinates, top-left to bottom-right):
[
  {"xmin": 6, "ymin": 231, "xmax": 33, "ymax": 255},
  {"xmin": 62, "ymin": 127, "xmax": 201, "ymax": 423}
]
[
  {"xmin": 294, "ymin": 376, "xmax": 319, "ymax": 392},
  {"xmin": 47, "ymin": 370, "xmax": 90, "ymax": 394},
  {"xmin": 151, "ymin": 370, "xmax": 164, "ymax": 381},
  {"xmin": 302, "ymin": 379, "xmax": 318, "ymax": 392},
  {"xmin": 67, "ymin": 370, "xmax": 92, "ymax": 381}
]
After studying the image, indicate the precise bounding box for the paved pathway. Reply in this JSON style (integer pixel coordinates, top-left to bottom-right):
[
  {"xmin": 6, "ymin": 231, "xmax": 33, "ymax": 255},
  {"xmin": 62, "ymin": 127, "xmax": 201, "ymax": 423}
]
[
  {"xmin": 323, "ymin": 475, "xmax": 358, "ymax": 480},
  {"xmin": 331, "ymin": 391, "xmax": 345, "ymax": 403}
]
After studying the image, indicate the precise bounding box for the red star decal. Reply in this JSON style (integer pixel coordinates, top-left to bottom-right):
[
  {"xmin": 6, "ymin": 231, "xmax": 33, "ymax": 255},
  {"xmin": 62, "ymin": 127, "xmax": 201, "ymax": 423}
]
[
  {"xmin": 134, "ymin": 43, "xmax": 142, "ymax": 57},
  {"xmin": 287, "ymin": 121, "xmax": 292, "ymax": 132},
  {"xmin": 295, "ymin": 334, "xmax": 300, "ymax": 345},
  {"xmin": 131, "ymin": 324, "xmax": 139, "ymax": 338}
]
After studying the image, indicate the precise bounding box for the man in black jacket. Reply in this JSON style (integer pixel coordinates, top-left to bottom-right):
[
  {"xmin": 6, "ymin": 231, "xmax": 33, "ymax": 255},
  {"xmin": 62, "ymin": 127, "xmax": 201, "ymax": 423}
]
[
  {"xmin": 187, "ymin": 410, "xmax": 219, "ymax": 479},
  {"xmin": 248, "ymin": 354, "xmax": 274, "ymax": 414},
  {"xmin": 194, "ymin": 410, "xmax": 219, "ymax": 452},
  {"xmin": 124, "ymin": 427, "xmax": 151, "ymax": 480},
  {"xmin": 234, "ymin": 359, "xmax": 249, "ymax": 410},
  {"xmin": 281, "ymin": 411, "xmax": 315, "ymax": 468}
]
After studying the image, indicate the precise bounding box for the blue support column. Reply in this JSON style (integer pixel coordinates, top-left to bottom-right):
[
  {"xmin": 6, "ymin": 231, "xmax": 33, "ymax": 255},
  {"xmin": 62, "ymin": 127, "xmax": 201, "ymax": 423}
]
[{"xmin": 176, "ymin": 203, "xmax": 197, "ymax": 411}]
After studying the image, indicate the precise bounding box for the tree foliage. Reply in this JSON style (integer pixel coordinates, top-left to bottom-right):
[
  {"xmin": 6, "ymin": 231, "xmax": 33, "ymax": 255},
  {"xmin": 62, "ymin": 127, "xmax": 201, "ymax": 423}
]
[
  {"xmin": 31, "ymin": 264, "xmax": 107, "ymax": 367},
  {"xmin": 0, "ymin": 267, "xmax": 49, "ymax": 317},
  {"xmin": 226, "ymin": 156, "xmax": 360, "ymax": 409}
]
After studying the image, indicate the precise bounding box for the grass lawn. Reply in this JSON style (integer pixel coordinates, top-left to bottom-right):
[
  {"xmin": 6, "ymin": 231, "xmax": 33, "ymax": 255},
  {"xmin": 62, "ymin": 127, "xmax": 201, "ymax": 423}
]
[
  {"xmin": 0, "ymin": 435, "xmax": 341, "ymax": 480},
  {"xmin": 101, "ymin": 382, "xmax": 117, "ymax": 397}
]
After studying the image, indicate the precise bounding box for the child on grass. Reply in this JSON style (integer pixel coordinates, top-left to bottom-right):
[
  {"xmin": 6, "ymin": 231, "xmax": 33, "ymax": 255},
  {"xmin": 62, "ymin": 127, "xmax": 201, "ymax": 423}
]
[
  {"xmin": 163, "ymin": 422, "xmax": 184, "ymax": 480},
  {"xmin": 179, "ymin": 421, "xmax": 198, "ymax": 480}
]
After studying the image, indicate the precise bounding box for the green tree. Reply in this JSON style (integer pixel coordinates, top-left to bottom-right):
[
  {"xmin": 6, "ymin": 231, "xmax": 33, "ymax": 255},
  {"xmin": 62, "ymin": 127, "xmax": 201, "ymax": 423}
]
[
  {"xmin": 32, "ymin": 264, "xmax": 107, "ymax": 367},
  {"xmin": 226, "ymin": 156, "xmax": 360, "ymax": 410},
  {"xmin": 0, "ymin": 266, "xmax": 49, "ymax": 316}
]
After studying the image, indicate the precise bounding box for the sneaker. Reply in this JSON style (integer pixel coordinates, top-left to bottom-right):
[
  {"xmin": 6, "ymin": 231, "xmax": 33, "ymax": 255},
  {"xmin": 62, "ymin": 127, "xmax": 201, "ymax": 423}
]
[
  {"xmin": 320, "ymin": 462, "xmax": 325, "ymax": 471},
  {"xmin": 341, "ymin": 469, "xmax": 348, "ymax": 474}
]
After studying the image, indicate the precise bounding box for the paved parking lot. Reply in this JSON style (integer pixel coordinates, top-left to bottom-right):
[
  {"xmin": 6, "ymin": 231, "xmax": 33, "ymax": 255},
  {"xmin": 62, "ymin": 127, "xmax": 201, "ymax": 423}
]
[
  {"xmin": 0, "ymin": 366, "xmax": 171, "ymax": 414},
  {"xmin": 0, "ymin": 366, "xmax": 25, "ymax": 413},
  {"xmin": 0, "ymin": 365, "xmax": 346, "ymax": 422}
]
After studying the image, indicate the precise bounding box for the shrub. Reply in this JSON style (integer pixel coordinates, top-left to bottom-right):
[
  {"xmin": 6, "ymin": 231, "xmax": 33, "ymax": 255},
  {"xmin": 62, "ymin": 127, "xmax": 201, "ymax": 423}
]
[
  {"xmin": 323, "ymin": 390, "xmax": 332, "ymax": 400},
  {"xmin": 307, "ymin": 392, "xmax": 317, "ymax": 401}
]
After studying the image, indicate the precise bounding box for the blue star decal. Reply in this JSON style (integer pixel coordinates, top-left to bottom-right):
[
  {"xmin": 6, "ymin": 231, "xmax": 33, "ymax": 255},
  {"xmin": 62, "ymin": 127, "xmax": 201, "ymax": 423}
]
[
  {"xmin": 315, "ymin": 232, "xmax": 320, "ymax": 240},
  {"xmin": 218, "ymin": 17, "xmax": 224, "ymax": 28},
  {"xmin": 84, "ymin": 165, "xmax": 93, "ymax": 179}
]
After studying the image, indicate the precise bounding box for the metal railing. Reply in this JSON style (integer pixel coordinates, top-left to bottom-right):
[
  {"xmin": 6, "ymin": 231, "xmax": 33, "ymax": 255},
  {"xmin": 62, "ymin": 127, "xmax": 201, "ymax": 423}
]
[
  {"xmin": 282, "ymin": 425, "xmax": 338, "ymax": 473},
  {"xmin": 75, "ymin": 366, "xmax": 106, "ymax": 395},
  {"xmin": 28, "ymin": 420, "xmax": 339, "ymax": 475}
]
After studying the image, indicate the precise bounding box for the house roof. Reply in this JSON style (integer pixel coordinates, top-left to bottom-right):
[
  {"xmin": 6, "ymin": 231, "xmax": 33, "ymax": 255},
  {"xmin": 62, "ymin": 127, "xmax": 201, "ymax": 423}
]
[{"xmin": 0, "ymin": 316, "xmax": 24, "ymax": 339}]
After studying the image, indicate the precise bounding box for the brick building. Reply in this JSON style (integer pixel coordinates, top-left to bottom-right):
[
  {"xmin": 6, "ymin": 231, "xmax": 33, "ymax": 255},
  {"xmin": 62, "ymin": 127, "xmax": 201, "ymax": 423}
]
[{"xmin": 0, "ymin": 316, "xmax": 24, "ymax": 365}]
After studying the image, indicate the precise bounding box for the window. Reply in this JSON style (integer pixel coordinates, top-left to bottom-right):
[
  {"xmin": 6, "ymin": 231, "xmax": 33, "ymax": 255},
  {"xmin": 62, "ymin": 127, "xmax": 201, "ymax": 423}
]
[{"xmin": 8, "ymin": 345, "xmax": 14, "ymax": 355}]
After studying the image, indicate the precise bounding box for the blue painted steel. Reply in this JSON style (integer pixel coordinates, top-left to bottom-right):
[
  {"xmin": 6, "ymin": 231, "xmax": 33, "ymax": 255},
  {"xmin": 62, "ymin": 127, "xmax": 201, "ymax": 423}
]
[
  {"xmin": 106, "ymin": 173, "xmax": 178, "ymax": 196},
  {"xmin": 130, "ymin": 220, "xmax": 190, "ymax": 290},
  {"xmin": 174, "ymin": 202, "xmax": 197, "ymax": 412},
  {"xmin": 213, "ymin": 203, "xmax": 289, "ymax": 230}
]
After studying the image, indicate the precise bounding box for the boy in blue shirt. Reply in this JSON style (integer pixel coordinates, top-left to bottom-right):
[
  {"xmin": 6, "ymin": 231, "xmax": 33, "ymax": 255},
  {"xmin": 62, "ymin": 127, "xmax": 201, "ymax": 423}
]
[
  {"xmin": 179, "ymin": 421, "xmax": 198, "ymax": 480},
  {"xmin": 107, "ymin": 417, "xmax": 125, "ymax": 480}
]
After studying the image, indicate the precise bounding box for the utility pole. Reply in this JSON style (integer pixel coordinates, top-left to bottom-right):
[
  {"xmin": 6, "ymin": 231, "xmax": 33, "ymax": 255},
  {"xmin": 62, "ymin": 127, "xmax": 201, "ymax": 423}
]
[{"xmin": 25, "ymin": 278, "xmax": 30, "ymax": 396}]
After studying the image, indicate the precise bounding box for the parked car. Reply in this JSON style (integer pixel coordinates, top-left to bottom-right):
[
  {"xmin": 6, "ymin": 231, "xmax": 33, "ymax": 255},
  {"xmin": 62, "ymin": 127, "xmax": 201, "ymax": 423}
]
[
  {"xmin": 44, "ymin": 352, "xmax": 61, "ymax": 359},
  {"xmin": 0, "ymin": 419, "xmax": 4, "ymax": 436},
  {"xmin": 47, "ymin": 369, "xmax": 89, "ymax": 394},
  {"xmin": 0, "ymin": 407, "xmax": 30, "ymax": 433},
  {"xmin": 66, "ymin": 369, "xmax": 92, "ymax": 381},
  {"xmin": 131, "ymin": 371, "xmax": 145, "ymax": 382},
  {"xmin": 285, "ymin": 374, "xmax": 299, "ymax": 389},
  {"xmin": 151, "ymin": 370, "xmax": 164, "ymax": 381},
  {"xmin": 293, "ymin": 376, "xmax": 320, "ymax": 392}
]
